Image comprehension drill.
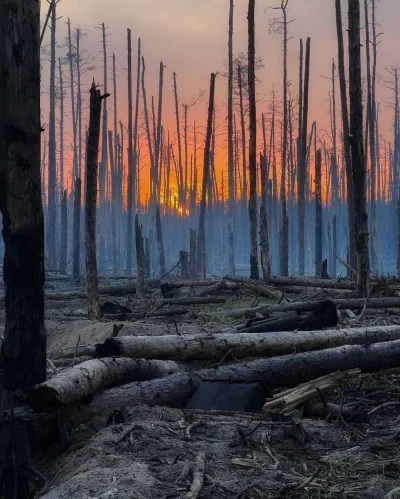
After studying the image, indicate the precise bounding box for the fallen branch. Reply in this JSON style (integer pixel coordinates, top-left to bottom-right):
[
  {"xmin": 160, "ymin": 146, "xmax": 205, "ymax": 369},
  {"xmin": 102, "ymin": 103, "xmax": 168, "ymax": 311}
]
[{"xmin": 185, "ymin": 451, "xmax": 206, "ymax": 499}]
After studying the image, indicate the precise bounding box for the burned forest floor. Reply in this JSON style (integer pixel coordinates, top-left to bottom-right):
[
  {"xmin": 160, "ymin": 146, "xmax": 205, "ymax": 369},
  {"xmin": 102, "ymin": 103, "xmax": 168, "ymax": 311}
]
[{"xmin": 3, "ymin": 272, "xmax": 400, "ymax": 498}]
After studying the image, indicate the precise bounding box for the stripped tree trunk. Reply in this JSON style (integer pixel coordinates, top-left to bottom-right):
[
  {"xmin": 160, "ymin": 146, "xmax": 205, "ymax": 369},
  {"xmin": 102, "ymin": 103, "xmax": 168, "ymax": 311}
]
[
  {"xmin": 190, "ymin": 229, "xmax": 196, "ymax": 279},
  {"xmin": 260, "ymin": 153, "xmax": 271, "ymax": 282},
  {"xmin": 248, "ymin": 0, "xmax": 259, "ymax": 279},
  {"xmin": 196, "ymin": 74, "xmax": 216, "ymax": 279},
  {"xmin": 86, "ymin": 83, "xmax": 108, "ymax": 320},
  {"xmin": 0, "ymin": 0, "xmax": 46, "ymax": 390},
  {"xmin": 348, "ymin": 0, "xmax": 370, "ymax": 297},
  {"xmin": 108, "ymin": 130, "xmax": 118, "ymax": 272},
  {"xmin": 126, "ymin": 29, "xmax": 134, "ymax": 274}
]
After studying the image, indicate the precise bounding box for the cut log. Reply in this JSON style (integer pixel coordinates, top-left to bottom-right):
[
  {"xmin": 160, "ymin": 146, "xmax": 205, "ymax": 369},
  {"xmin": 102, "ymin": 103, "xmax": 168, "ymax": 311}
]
[
  {"xmin": 33, "ymin": 357, "xmax": 181, "ymax": 408},
  {"xmin": 88, "ymin": 339, "xmax": 400, "ymax": 415},
  {"xmin": 97, "ymin": 325, "xmax": 400, "ymax": 362},
  {"xmin": 203, "ymin": 297, "xmax": 400, "ymax": 319}
]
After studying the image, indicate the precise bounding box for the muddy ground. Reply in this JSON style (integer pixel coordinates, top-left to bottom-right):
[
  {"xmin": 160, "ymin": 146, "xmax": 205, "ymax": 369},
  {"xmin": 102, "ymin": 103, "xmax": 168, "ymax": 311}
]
[{"xmin": 3, "ymin": 275, "xmax": 400, "ymax": 499}]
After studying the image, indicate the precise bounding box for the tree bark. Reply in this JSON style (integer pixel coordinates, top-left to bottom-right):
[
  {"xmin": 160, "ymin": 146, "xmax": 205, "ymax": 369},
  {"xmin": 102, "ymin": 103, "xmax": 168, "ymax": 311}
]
[
  {"xmin": 260, "ymin": 153, "xmax": 271, "ymax": 282},
  {"xmin": 348, "ymin": 0, "xmax": 370, "ymax": 297},
  {"xmin": 60, "ymin": 189, "xmax": 68, "ymax": 275},
  {"xmin": 298, "ymin": 37, "xmax": 311, "ymax": 276},
  {"xmin": 156, "ymin": 206, "xmax": 166, "ymax": 276},
  {"xmin": 335, "ymin": 0, "xmax": 357, "ymax": 272},
  {"xmin": 72, "ymin": 178, "xmax": 81, "ymax": 279},
  {"xmin": 86, "ymin": 83, "xmax": 108, "ymax": 321},
  {"xmin": 126, "ymin": 29, "xmax": 134, "ymax": 274},
  {"xmin": 89, "ymin": 339, "xmax": 400, "ymax": 414},
  {"xmin": 248, "ymin": 0, "xmax": 259, "ymax": 279},
  {"xmin": 98, "ymin": 325, "xmax": 400, "ymax": 362},
  {"xmin": 190, "ymin": 229, "xmax": 197, "ymax": 279},
  {"xmin": 135, "ymin": 214, "xmax": 145, "ymax": 298},
  {"xmin": 33, "ymin": 357, "xmax": 181, "ymax": 408},
  {"xmin": 228, "ymin": 0, "xmax": 235, "ymax": 275},
  {"xmin": 0, "ymin": 0, "xmax": 47, "ymax": 390},
  {"xmin": 315, "ymin": 150, "xmax": 323, "ymax": 276},
  {"xmin": 196, "ymin": 74, "xmax": 216, "ymax": 279}
]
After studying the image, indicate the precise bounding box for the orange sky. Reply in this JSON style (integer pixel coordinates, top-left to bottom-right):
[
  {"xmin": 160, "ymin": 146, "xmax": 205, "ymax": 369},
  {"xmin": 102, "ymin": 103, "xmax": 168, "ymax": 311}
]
[{"xmin": 40, "ymin": 0, "xmax": 400, "ymax": 203}]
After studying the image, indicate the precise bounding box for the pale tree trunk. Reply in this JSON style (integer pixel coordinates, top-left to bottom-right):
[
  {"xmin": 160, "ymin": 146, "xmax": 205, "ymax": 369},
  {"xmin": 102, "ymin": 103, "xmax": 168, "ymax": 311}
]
[
  {"xmin": 298, "ymin": 37, "xmax": 311, "ymax": 276},
  {"xmin": 260, "ymin": 153, "xmax": 271, "ymax": 282},
  {"xmin": 155, "ymin": 62, "xmax": 164, "ymax": 204},
  {"xmin": 228, "ymin": 0, "xmax": 235, "ymax": 275},
  {"xmin": 108, "ymin": 130, "xmax": 118, "ymax": 272},
  {"xmin": 248, "ymin": 0, "xmax": 259, "ymax": 279},
  {"xmin": 99, "ymin": 23, "xmax": 108, "ymax": 272},
  {"xmin": 335, "ymin": 0, "xmax": 357, "ymax": 271},
  {"xmin": 86, "ymin": 83, "xmax": 108, "ymax": 320},
  {"xmin": 67, "ymin": 18, "xmax": 78, "ymax": 179},
  {"xmin": 348, "ymin": 0, "xmax": 370, "ymax": 297},
  {"xmin": 196, "ymin": 74, "xmax": 216, "ymax": 279},
  {"xmin": 58, "ymin": 56, "xmax": 65, "ymax": 262},
  {"xmin": 141, "ymin": 57, "xmax": 155, "ymax": 208},
  {"xmin": 190, "ymin": 229, "xmax": 196, "ymax": 279},
  {"xmin": 135, "ymin": 215, "xmax": 145, "ymax": 298},
  {"xmin": 47, "ymin": 0, "xmax": 57, "ymax": 268},
  {"xmin": 0, "ymin": 0, "xmax": 46, "ymax": 390},
  {"xmin": 173, "ymin": 72, "xmax": 184, "ymax": 206}
]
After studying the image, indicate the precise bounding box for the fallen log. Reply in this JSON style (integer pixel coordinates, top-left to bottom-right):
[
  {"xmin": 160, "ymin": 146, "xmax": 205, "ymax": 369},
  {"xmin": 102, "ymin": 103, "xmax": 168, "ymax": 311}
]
[
  {"xmin": 160, "ymin": 296, "xmax": 226, "ymax": 306},
  {"xmin": 203, "ymin": 297, "xmax": 400, "ymax": 318},
  {"xmin": 33, "ymin": 357, "xmax": 181, "ymax": 409},
  {"xmin": 224, "ymin": 275, "xmax": 282, "ymax": 300},
  {"xmin": 88, "ymin": 339, "xmax": 400, "ymax": 416},
  {"xmin": 257, "ymin": 276, "xmax": 356, "ymax": 290},
  {"xmin": 97, "ymin": 325, "xmax": 400, "ymax": 361}
]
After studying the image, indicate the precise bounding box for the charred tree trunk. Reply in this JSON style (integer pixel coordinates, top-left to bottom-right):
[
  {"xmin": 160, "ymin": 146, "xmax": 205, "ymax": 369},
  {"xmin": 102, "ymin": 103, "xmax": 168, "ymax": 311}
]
[
  {"xmin": 135, "ymin": 215, "xmax": 145, "ymax": 298},
  {"xmin": 108, "ymin": 130, "xmax": 118, "ymax": 272},
  {"xmin": 47, "ymin": 0, "xmax": 57, "ymax": 268},
  {"xmin": 85, "ymin": 83, "xmax": 108, "ymax": 321},
  {"xmin": 190, "ymin": 229, "xmax": 196, "ymax": 279},
  {"xmin": 196, "ymin": 74, "xmax": 216, "ymax": 279},
  {"xmin": 335, "ymin": 0, "xmax": 357, "ymax": 272},
  {"xmin": 298, "ymin": 37, "xmax": 311, "ymax": 276},
  {"xmin": 248, "ymin": 0, "xmax": 259, "ymax": 279},
  {"xmin": 180, "ymin": 251, "xmax": 189, "ymax": 280},
  {"xmin": 155, "ymin": 206, "xmax": 166, "ymax": 276},
  {"xmin": 260, "ymin": 153, "xmax": 271, "ymax": 282},
  {"xmin": 0, "ymin": 0, "xmax": 46, "ymax": 390},
  {"xmin": 126, "ymin": 29, "xmax": 134, "ymax": 274},
  {"xmin": 60, "ymin": 190, "xmax": 68, "ymax": 275},
  {"xmin": 228, "ymin": 0, "xmax": 235, "ymax": 275},
  {"xmin": 72, "ymin": 178, "xmax": 81, "ymax": 280},
  {"xmin": 315, "ymin": 150, "xmax": 323, "ymax": 276},
  {"xmin": 348, "ymin": 0, "xmax": 370, "ymax": 297}
]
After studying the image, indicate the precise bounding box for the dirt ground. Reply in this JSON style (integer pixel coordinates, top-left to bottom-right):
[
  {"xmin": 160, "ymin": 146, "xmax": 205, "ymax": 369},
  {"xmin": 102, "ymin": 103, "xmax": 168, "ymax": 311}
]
[{"xmin": 12, "ymin": 276, "xmax": 400, "ymax": 498}]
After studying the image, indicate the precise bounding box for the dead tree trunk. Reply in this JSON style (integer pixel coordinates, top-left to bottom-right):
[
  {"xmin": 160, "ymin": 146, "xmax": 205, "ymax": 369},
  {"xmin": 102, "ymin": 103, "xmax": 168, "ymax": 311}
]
[
  {"xmin": 47, "ymin": 0, "xmax": 57, "ymax": 268},
  {"xmin": 156, "ymin": 206, "xmax": 166, "ymax": 276},
  {"xmin": 196, "ymin": 74, "xmax": 216, "ymax": 279},
  {"xmin": 72, "ymin": 178, "xmax": 81, "ymax": 279},
  {"xmin": 173, "ymin": 72, "xmax": 184, "ymax": 206},
  {"xmin": 298, "ymin": 37, "xmax": 311, "ymax": 276},
  {"xmin": 228, "ymin": 0, "xmax": 235, "ymax": 275},
  {"xmin": 315, "ymin": 150, "xmax": 323, "ymax": 276},
  {"xmin": 260, "ymin": 153, "xmax": 271, "ymax": 282},
  {"xmin": 135, "ymin": 215, "xmax": 145, "ymax": 298},
  {"xmin": 348, "ymin": 0, "xmax": 370, "ymax": 297},
  {"xmin": 108, "ymin": 130, "xmax": 118, "ymax": 272},
  {"xmin": 126, "ymin": 29, "xmax": 134, "ymax": 274},
  {"xmin": 86, "ymin": 83, "xmax": 108, "ymax": 321},
  {"xmin": 190, "ymin": 229, "xmax": 196, "ymax": 279},
  {"xmin": 335, "ymin": 0, "xmax": 357, "ymax": 271},
  {"xmin": 248, "ymin": 0, "xmax": 259, "ymax": 279},
  {"xmin": 180, "ymin": 251, "xmax": 189, "ymax": 279},
  {"xmin": 60, "ymin": 190, "xmax": 68, "ymax": 275},
  {"xmin": 0, "ymin": 0, "xmax": 46, "ymax": 390}
]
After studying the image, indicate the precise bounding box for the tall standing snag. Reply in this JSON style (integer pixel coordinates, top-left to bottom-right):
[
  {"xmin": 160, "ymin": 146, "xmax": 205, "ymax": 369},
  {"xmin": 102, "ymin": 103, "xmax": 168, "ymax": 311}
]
[
  {"xmin": 0, "ymin": 0, "xmax": 46, "ymax": 390},
  {"xmin": 135, "ymin": 215, "xmax": 145, "ymax": 298},
  {"xmin": 248, "ymin": 0, "xmax": 259, "ymax": 279},
  {"xmin": 348, "ymin": 0, "xmax": 370, "ymax": 297},
  {"xmin": 196, "ymin": 73, "xmax": 216, "ymax": 279},
  {"xmin": 227, "ymin": 0, "xmax": 235, "ymax": 275},
  {"xmin": 85, "ymin": 82, "xmax": 108, "ymax": 320}
]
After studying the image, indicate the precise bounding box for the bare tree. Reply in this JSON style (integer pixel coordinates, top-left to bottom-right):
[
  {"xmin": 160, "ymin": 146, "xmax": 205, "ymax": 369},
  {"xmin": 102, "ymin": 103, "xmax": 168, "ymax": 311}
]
[
  {"xmin": 348, "ymin": 0, "xmax": 370, "ymax": 297},
  {"xmin": 228, "ymin": 0, "xmax": 235, "ymax": 275},
  {"xmin": 0, "ymin": 0, "xmax": 46, "ymax": 390}
]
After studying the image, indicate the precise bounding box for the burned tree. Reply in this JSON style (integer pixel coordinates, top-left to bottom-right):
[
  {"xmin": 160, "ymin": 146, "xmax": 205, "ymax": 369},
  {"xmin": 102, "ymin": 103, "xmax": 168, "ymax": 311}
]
[
  {"xmin": 227, "ymin": 0, "xmax": 235, "ymax": 275},
  {"xmin": 0, "ymin": 0, "xmax": 46, "ymax": 390},
  {"xmin": 348, "ymin": 0, "xmax": 370, "ymax": 297},
  {"xmin": 248, "ymin": 0, "xmax": 259, "ymax": 279},
  {"xmin": 85, "ymin": 82, "xmax": 109, "ymax": 320}
]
